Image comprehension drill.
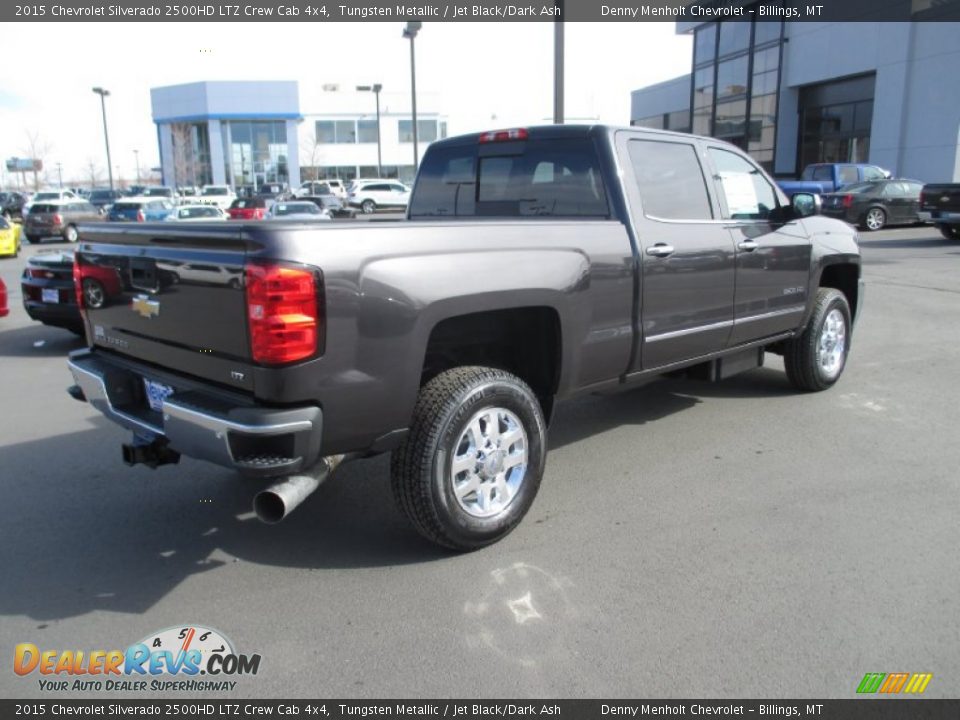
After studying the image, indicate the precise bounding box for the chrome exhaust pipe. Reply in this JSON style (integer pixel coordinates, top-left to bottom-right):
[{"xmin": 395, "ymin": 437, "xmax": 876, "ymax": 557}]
[{"xmin": 253, "ymin": 454, "xmax": 345, "ymax": 524}]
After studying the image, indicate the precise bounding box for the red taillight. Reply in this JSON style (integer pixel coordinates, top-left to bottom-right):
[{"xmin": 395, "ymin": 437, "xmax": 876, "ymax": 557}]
[
  {"xmin": 52, "ymin": 213, "xmax": 63, "ymax": 226},
  {"xmin": 137, "ymin": 210, "xmax": 145, "ymax": 222},
  {"xmin": 0, "ymin": 279, "xmax": 8, "ymax": 317},
  {"xmin": 246, "ymin": 262, "xmax": 322, "ymax": 365},
  {"xmin": 841, "ymin": 195, "xmax": 854, "ymax": 209},
  {"xmin": 72, "ymin": 256, "xmax": 85, "ymax": 310},
  {"xmin": 29, "ymin": 268, "xmax": 56, "ymax": 279},
  {"xmin": 479, "ymin": 128, "xmax": 529, "ymax": 143}
]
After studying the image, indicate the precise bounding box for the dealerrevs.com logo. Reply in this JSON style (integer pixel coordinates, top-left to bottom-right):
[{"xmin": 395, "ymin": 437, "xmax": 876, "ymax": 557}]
[{"xmin": 14, "ymin": 625, "xmax": 261, "ymax": 692}]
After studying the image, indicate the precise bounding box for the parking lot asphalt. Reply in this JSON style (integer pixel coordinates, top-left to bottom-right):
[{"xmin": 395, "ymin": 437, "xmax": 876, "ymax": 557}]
[{"xmin": 1, "ymin": 225, "xmax": 958, "ymax": 699}]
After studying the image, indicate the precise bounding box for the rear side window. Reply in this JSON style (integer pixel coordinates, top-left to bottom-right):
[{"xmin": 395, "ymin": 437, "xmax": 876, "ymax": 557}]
[
  {"xmin": 410, "ymin": 138, "xmax": 608, "ymax": 218},
  {"xmin": 30, "ymin": 204, "xmax": 59, "ymax": 214},
  {"xmin": 627, "ymin": 140, "xmax": 713, "ymax": 220},
  {"xmin": 838, "ymin": 166, "xmax": 859, "ymax": 184}
]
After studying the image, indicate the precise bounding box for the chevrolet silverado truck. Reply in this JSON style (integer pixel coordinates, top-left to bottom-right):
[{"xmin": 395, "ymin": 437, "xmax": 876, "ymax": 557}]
[
  {"xmin": 777, "ymin": 163, "xmax": 890, "ymax": 199},
  {"xmin": 66, "ymin": 125, "xmax": 863, "ymax": 551},
  {"xmin": 918, "ymin": 183, "xmax": 960, "ymax": 240}
]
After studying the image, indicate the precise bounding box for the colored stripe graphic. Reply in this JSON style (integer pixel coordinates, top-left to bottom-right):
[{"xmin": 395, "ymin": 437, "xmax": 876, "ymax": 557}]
[
  {"xmin": 879, "ymin": 673, "xmax": 909, "ymax": 693},
  {"xmin": 903, "ymin": 673, "xmax": 933, "ymax": 694},
  {"xmin": 857, "ymin": 673, "xmax": 886, "ymax": 693}
]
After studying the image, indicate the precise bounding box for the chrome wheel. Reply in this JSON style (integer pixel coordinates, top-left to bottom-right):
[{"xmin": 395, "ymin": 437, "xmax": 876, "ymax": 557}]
[
  {"xmin": 82, "ymin": 279, "xmax": 105, "ymax": 309},
  {"xmin": 450, "ymin": 407, "xmax": 528, "ymax": 519},
  {"xmin": 817, "ymin": 308, "xmax": 846, "ymax": 380},
  {"xmin": 64, "ymin": 225, "xmax": 79, "ymax": 243},
  {"xmin": 864, "ymin": 208, "xmax": 885, "ymax": 231}
]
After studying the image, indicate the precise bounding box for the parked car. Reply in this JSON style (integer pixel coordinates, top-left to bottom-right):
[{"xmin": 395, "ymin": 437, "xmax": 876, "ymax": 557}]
[
  {"xmin": 778, "ymin": 163, "xmax": 891, "ymax": 199},
  {"xmin": 228, "ymin": 197, "xmax": 269, "ymax": 220},
  {"xmin": 918, "ymin": 183, "xmax": 960, "ymax": 240},
  {"xmin": 0, "ymin": 215, "xmax": 23, "ymax": 257},
  {"xmin": 67, "ymin": 124, "xmax": 863, "ymax": 551},
  {"xmin": 300, "ymin": 194, "xmax": 356, "ymax": 218},
  {"xmin": 2, "ymin": 192, "xmax": 29, "ymax": 221},
  {"xmin": 820, "ymin": 179, "xmax": 925, "ymax": 231},
  {"xmin": 21, "ymin": 251, "xmax": 83, "ymax": 333},
  {"xmin": 24, "ymin": 200, "xmax": 101, "ymax": 243},
  {"xmin": 143, "ymin": 186, "xmax": 177, "ymax": 201},
  {"xmin": 0, "ymin": 276, "xmax": 8, "ymax": 317},
  {"xmin": 108, "ymin": 198, "xmax": 176, "ymax": 222},
  {"xmin": 198, "ymin": 185, "xmax": 236, "ymax": 210},
  {"xmin": 167, "ymin": 204, "xmax": 227, "ymax": 222},
  {"xmin": 126, "ymin": 185, "xmax": 148, "ymax": 197},
  {"xmin": 347, "ymin": 181, "xmax": 411, "ymax": 214},
  {"xmin": 295, "ymin": 180, "xmax": 334, "ymax": 198},
  {"xmin": 256, "ymin": 183, "xmax": 288, "ymax": 200},
  {"xmin": 87, "ymin": 188, "xmax": 124, "ymax": 214},
  {"xmin": 265, "ymin": 201, "xmax": 331, "ymax": 221},
  {"xmin": 29, "ymin": 189, "xmax": 79, "ymax": 205}
]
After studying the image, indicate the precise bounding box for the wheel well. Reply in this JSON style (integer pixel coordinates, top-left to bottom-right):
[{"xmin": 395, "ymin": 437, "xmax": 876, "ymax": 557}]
[
  {"xmin": 422, "ymin": 307, "xmax": 562, "ymax": 421},
  {"xmin": 819, "ymin": 263, "xmax": 859, "ymax": 319}
]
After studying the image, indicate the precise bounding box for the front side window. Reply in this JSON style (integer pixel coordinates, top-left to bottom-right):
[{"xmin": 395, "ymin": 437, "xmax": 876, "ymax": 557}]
[
  {"xmin": 627, "ymin": 140, "xmax": 713, "ymax": 221},
  {"xmin": 708, "ymin": 147, "xmax": 778, "ymax": 220},
  {"xmin": 863, "ymin": 166, "xmax": 887, "ymax": 181},
  {"xmin": 839, "ymin": 166, "xmax": 859, "ymax": 184}
]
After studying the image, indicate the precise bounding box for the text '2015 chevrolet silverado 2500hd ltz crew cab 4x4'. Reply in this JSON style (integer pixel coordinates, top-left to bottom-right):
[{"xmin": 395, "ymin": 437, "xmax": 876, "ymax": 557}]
[{"xmin": 67, "ymin": 125, "xmax": 864, "ymax": 551}]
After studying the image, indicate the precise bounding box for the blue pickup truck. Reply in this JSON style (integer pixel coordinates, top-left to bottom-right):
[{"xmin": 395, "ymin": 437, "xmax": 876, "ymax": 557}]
[{"xmin": 778, "ymin": 163, "xmax": 891, "ymax": 199}]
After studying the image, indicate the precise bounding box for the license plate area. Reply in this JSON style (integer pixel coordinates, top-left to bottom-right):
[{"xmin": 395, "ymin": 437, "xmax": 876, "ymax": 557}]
[
  {"xmin": 42, "ymin": 288, "xmax": 59, "ymax": 304},
  {"xmin": 143, "ymin": 378, "xmax": 175, "ymax": 412}
]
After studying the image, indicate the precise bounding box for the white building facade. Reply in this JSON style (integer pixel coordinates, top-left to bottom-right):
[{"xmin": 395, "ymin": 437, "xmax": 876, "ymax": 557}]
[{"xmin": 631, "ymin": 14, "xmax": 960, "ymax": 182}]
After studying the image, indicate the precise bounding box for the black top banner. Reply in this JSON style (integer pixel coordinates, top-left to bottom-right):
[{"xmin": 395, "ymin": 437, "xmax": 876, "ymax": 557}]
[
  {"xmin": 3, "ymin": 699, "xmax": 960, "ymax": 719},
  {"xmin": 5, "ymin": 0, "xmax": 960, "ymax": 22}
]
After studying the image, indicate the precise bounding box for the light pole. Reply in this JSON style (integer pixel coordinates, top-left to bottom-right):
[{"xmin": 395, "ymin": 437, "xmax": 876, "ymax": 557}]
[
  {"xmin": 92, "ymin": 87, "xmax": 114, "ymax": 191},
  {"xmin": 134, "ymin": 149, "xmax": 141, "ymax": 185},
  {"xmin": 56, "ymin": 162, "xmax": 63, "ymax": 189},
  {"xmin": 357, "ymin": 84, "xmax": 383, "ymax": 177},
  {"xmin": 402, "ymin": 22, "xmax": 422, "ymax": 172},
  {"xmin": 554, "ymin": 9, "xmax": 564, "ymax": 124}
]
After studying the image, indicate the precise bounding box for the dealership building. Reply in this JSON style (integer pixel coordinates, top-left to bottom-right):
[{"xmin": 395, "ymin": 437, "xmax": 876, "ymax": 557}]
[
  {"xmin": 150, "ymin": 81, "xmax": 447, "ymax": 189},
  {"xmin": 630, "ymin": 16, "xmax": 960, "ymax": 182}
]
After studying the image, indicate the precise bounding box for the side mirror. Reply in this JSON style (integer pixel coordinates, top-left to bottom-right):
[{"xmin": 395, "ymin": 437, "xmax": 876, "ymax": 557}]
[{"xmin": 792, "ymin": 192, "xmax": 821, "ymax": 218}]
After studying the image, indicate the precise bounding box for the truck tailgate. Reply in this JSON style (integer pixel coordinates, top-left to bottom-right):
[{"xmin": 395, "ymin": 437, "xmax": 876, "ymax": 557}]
[
  {"xmin": 921, "ymin": 184, "xmax": 960, "ymax": 213},
  {"xmin": 75, "ymin": 223, "xmax": 253, "ymax": 391}
]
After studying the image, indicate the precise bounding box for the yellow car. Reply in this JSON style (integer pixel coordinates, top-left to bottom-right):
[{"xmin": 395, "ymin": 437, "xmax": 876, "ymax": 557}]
[{"xmin": 0, "ymin": 217, "xmax": 22, "ymax": 258}]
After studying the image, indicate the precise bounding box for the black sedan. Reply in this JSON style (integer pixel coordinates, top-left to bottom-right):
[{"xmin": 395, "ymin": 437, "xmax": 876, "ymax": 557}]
[
  {"xmin": 21, "ymin": 251, "xmax": 83, "ymax": 334},
  {"xmin": 299, "ymin": 194, "xmax": 357, "ymax": 219},
  {"xmin": 820, "ymin": 179, "xmax": 925, "ymax": 231}
]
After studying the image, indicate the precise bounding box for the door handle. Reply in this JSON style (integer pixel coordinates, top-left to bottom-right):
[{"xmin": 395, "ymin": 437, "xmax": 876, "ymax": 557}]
[
  {"xmin": 645, "ymin": 243, "xmax": 675, "ymax": 257},
  {"xmin": 738, "ymin": 240, "xmax": 760, "ymax": 252}
]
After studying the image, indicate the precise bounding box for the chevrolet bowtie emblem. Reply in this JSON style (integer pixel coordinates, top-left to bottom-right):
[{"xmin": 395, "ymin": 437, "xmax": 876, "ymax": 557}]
[{"xmin": 132, "ymin": 294, "xmax": 160, "ymax": 319}]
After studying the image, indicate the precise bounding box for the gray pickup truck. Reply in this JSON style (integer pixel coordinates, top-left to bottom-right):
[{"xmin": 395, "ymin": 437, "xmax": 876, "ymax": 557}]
[
  {"xmin": 67, "ymin": 125, "xmax": 863, "ymax": 551},
  {"xmin": 919, "ymin": 183, "xmax": 960, "ymax": 240}
]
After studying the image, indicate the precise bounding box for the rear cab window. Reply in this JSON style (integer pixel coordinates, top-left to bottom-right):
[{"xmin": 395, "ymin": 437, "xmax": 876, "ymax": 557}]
[{"xmin": 409, "ymin": 137, "xmax": 609, "ymax": 219}]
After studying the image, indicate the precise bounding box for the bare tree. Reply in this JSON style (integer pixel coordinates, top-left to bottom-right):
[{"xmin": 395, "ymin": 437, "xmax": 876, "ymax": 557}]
[
  {"xmin": 170, "ymin": 123, "xmax": 197, "ymax": 188},
  {"xmin": 85, "ymin": 158, "xmax": 104, "ymax": 188},
  {"xmin": 299, "ymin": 132, "xmax": 323, "ymax": 182},
  {"xmin": 21, "ymin": 130, "xmax": 54, "ymax": 190}
]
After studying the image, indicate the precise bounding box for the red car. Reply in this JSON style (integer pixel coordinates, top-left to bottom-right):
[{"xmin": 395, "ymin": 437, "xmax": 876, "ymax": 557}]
[
  {"xmin": 0, "ymin": 276, "xmax": 8, "ymax": 317},
  {"xmin": 227, "ymin": 198, "xmax": 268, "ymax": 220}
]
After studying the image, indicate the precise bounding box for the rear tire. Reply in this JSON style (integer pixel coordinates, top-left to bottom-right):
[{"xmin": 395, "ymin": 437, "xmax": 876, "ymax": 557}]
[
  {"xmin": 783, "ymin": 288, "xmax": 852, "ymax": 392},
  {"xmin": 938, "ymin": 224, "xmax": 960, "ymax": 241},
  {"xmin": 361, "ymin": 199, "xmax": 376, "ymax": 214},
  {"xmin": 64, "ymin": 224, "xmax": 79, "ymax": 243},
  {"xmin": 391, "ymin": 366, "xmax": 547, "ymax": 551}
]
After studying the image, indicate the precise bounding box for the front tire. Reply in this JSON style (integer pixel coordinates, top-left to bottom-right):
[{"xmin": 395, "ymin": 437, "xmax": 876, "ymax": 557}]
[
  {"xmin": 783, "ymin": 288, "xmax": 852, "ymax": 392},
  {"xmin": 862, "ymin": 207, "xmax": 886, "ymax": 231},
  {"xmin": 391, "ymin": 366, "xmax": 547, "ymax": 551}
]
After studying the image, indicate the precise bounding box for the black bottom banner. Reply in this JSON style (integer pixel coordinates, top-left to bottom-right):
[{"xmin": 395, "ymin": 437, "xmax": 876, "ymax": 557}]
[{"xmin": 3, "ymin": 700, "xmax": 959, "ymax": 720}]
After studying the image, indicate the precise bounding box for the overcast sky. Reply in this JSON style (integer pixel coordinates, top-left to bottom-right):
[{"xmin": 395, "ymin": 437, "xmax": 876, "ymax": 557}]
[{"xmin": 0, "ymin": 22, "xmax": 691, "ymax": 186}]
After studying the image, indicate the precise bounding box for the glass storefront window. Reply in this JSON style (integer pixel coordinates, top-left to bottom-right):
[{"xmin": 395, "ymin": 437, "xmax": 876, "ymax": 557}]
[
  {"xmin": 694, "ymin": 66, "xmax": 714, "ymax": 109},
  {"xmin": 714, "ymin": 100, "xmax": 747, "ymax": 141},
  {"xmin": 399, "ymin": 119, "xmax": 439, "ymax": 143},
  {"xmin": 228, "ymin": 120, "xmax": 290, "ymax": 187},
  {"xmin": 358, "ymin": 120, "xmax": 379, "ymax": 143},
  {"xmin": 717, "ymin": 56, "xmax": 749, "ymax": 99},
  {"xmin": 695, "ymin": 24, "xmax": 717, "ymax": 66},
  {"xmin": 754, "ymin": 20, "xmax": 782, "ymax": 46},
  {"xmin": 718, "ymin": 21, "xmax": 750, "ymax": 57}
]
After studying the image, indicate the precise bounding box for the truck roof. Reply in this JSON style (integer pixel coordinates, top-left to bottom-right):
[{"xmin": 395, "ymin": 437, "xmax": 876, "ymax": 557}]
[{"xmin": 429, "ymin": 123, "xmax": 710, "ymax": 149}]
